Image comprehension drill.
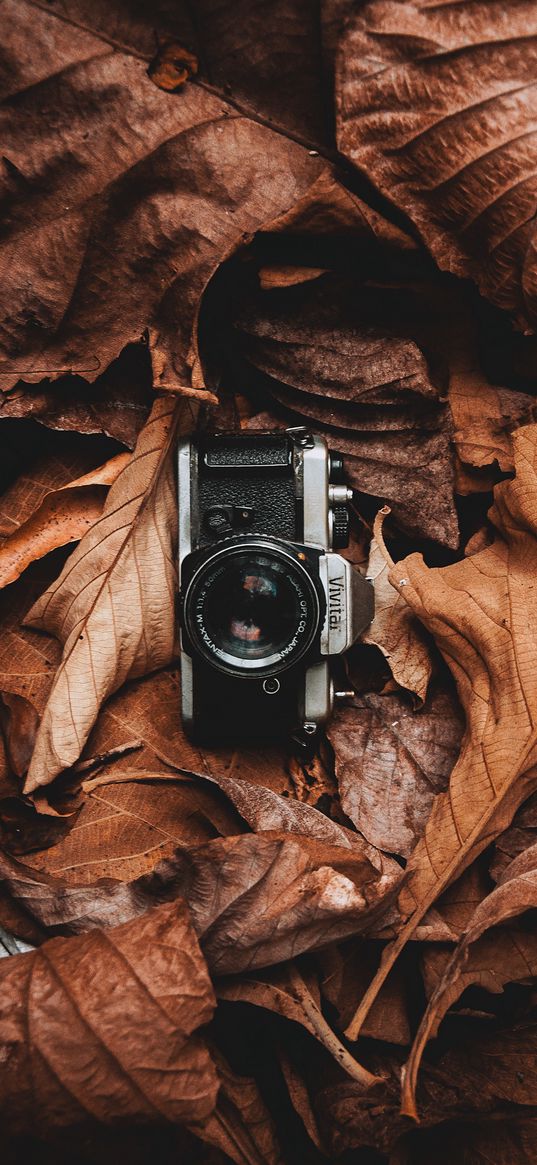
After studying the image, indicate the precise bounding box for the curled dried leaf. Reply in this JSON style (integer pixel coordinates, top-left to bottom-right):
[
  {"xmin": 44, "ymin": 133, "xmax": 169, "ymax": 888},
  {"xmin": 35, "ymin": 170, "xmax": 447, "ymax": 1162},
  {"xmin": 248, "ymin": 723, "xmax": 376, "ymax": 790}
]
[
  {"xmin": 23, "ymin": 398, "xmax": 183, "ymax": 793},
  {"xmin": 337, "ymin": 0, "xmax": 537, "ymax": 330},
  {"xmin": 345, "ymin": 423, "xmax": 537, "ymax": 1042},
  {"xmin": 0, "ymin": 899, "xmax": 218, "ymax": 1135},
  {"xmin": 0, "ymin": 452, "xmax": 129, "ymax": 590},
  {"xmin": 328, "ymin": 685, "xmax": 463, "ymax": 860},
  {"xmin": 0, "ymin": 17, "xmax": 322, "ymax": 391},
  {"xmin": 362, "ymin": 506, "xmax": 433, "ymax": 702},
  {"xmin": 404, "ymin": 843, "xmax": 537, "ymax": 1117},
  {"xmin": 0, "ymin": 829, "xmax": 399, "ymax": 974}
]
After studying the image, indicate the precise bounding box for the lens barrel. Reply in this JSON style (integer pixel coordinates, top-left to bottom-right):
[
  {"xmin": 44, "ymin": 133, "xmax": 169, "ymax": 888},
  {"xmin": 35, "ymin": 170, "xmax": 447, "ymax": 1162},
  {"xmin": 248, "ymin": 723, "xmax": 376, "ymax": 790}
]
[{"xmin": 182, "ymin": 540, "xmax": 322, "ymax": 678}]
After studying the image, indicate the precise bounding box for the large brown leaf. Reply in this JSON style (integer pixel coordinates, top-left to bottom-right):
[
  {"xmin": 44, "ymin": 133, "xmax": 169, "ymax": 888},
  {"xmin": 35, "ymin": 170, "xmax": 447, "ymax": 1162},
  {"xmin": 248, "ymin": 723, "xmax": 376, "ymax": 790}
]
[
  {"xmin": 328, "ymin": 684, "xmax": 463, "ymax": 860},
  {"xmin": 236, "ymin": 275, "xmax": 458, "ymax": 547},
  {"xmin": 188, "ymin": 767, "xmax": 396, "ymax": 865},
  {"xmin": 362, "ymin": 507, "xmax": 434, "ymax": 701},
  {"xmin": 0, "ymin": 898, "xmax": 218, "ymax": 1134},
  {"xmin": 23, "ymin": 397, "xmax": 182, "ymax": 793},
  {"xmin": 119, "ymin": 832, "xmax": 399, "ymax": 974},
  {"xmin": 26, "ymin": 776, "xmax": 243, "ymax": 882},
  {"xmin": 336, "ymin": 0, "xmax": 537, "ymax": 331},
  {"xmin": 0, "ymin": 829, "xmax": 399, "ymax": 973},
  {"xmin": 345, "ymin": 423, "xmax": 537, "ymax": 1043},
  {"xmin": 22, "ymin": 0, "xmax": 330, "ymax": 144},
  {"xmin": 404, "ymin": 843, "xmax": 537, "ymax": 1116},
  {"xmin": 0, "ymin": 1, "xmax": 322, "ymax": 392}
]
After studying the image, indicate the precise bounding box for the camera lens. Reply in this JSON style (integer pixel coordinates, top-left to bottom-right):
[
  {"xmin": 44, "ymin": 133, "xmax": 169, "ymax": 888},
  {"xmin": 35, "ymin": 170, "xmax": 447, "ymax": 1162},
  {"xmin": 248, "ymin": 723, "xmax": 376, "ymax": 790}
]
[
  {"xmin": 184, "ymin": 543, "xmax": 321, "ymax": 676},
  {"xmin": 206, "ymin": 556, "xmax": 300, "ymax": 660}
]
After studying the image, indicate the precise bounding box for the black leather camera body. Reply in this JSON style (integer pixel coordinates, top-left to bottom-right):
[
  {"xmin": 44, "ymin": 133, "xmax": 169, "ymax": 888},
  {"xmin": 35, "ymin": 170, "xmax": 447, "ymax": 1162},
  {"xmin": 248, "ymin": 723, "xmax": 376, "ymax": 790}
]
[{"xmin": 177, "ymin": 427, "xmax": 373, "ymax": 743}]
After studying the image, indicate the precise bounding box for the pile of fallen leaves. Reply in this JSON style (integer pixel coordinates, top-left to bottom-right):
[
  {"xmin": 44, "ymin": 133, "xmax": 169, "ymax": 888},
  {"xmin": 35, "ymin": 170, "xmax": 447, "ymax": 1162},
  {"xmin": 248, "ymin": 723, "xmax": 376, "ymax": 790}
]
[{"xmin": 1, "ymin": 2, "xmax": 537, "ymax": 1163}]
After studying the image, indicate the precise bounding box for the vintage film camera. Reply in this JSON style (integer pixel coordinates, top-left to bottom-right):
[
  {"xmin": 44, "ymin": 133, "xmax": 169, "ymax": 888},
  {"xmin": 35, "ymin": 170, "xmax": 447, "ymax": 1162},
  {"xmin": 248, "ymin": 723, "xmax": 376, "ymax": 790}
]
[{"xmin": 177, "ymin": 428, "xmax": 373, "ymax": 743}]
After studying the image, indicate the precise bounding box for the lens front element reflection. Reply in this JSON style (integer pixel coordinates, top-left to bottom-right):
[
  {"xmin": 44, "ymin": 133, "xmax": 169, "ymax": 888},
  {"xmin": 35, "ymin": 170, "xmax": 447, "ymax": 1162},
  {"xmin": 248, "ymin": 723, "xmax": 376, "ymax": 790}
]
[{"xmin": 205, "ymin": 556, "xmax": 300, "ymax": 662}]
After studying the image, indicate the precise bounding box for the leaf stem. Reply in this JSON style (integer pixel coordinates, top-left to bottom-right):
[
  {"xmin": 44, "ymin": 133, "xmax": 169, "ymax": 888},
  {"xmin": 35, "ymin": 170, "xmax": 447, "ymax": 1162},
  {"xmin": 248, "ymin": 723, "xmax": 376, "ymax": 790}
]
[{"xmin": 288, "ymin": 964, "xmax": 383, "ymax": 1088}]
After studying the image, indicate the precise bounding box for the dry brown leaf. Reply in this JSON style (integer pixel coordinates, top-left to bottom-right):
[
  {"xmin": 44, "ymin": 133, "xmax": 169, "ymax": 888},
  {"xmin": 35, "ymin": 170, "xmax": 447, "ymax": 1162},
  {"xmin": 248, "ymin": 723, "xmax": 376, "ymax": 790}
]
[
  {"xmin": 30, "ymin": 0, "xmax": 331, "ymax": 145},
  {"xmin": 0, "ymin": 830, "xmax": 399, "ymax": 975},
  {"xmin": 404, "ymin": 843, "xmax": 537, "ymax": 1117},
  {"xmin": 362, "ymin": 507, "xmax": 433, "ymax": 702},
  {"xmin": 345, "ymin": 423, "xmax": 537, "ymax": 1044},
  {"xmin": 164, "ymin": 832, "xmax": 399, "ymax": 976},
  {"xmin": 0, "ymin": 846, "xmax": 149, "ymax": 936},
  {"xmin": 327, "ymin": 684, "xmax": 463, "ymax": 860},
  {"xmin": 26, "ymin": 776, "xmax": 243, "ymax": 883},
  {"xmin": 316, "ymin": 1052, "xmax": 537, "ymax": 1163},
  {"xmin": 0, "ymin": 899, "xmax": 218, "ymax": 1135},
  {"xmin": 238, "ymin": 274, "xmax": 458, "ymax": 547},
  {"xmin": 23, "ymin": 397, "xmax": 184, "ymax": 793},
  {"xmin": 0, "ymin": 452, "xmax": 129, "ymax": 589},
  {"xmin": 336, "ymin": 0, "xmax": 537, "ymax": 331},
  {"xmin": 0, "ymin": 0, "xmax": 322, "ymax": 392},
  {"xmin": 189, "ymin": 767, "xmax": 396, "ymax": 866},
  {"xmin": 0, "ymin": 351, "xmax": 151, "ymax": 448}
]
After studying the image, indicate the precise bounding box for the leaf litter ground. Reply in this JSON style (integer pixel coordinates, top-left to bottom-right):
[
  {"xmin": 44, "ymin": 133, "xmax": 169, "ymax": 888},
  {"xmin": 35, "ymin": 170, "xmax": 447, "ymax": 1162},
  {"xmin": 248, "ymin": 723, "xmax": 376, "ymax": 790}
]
[{"xmin": 1, "ymin": 3, "xmax": 537, "ymax": 1164}]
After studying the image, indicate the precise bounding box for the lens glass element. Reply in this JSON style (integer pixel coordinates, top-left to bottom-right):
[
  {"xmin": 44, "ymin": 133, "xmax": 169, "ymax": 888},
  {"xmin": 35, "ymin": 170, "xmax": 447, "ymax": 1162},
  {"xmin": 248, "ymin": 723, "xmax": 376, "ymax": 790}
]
[{"xmin": 185, "ymin": 547, "xmax": 319, "ymax": 674}]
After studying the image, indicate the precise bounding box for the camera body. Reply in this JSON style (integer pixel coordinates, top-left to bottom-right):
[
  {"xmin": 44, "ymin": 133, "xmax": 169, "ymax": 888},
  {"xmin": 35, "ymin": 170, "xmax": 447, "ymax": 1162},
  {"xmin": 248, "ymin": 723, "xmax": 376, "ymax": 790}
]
[{"xmin": 177, "ymin": 428, "xmax": 373, "ymax": 743}]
